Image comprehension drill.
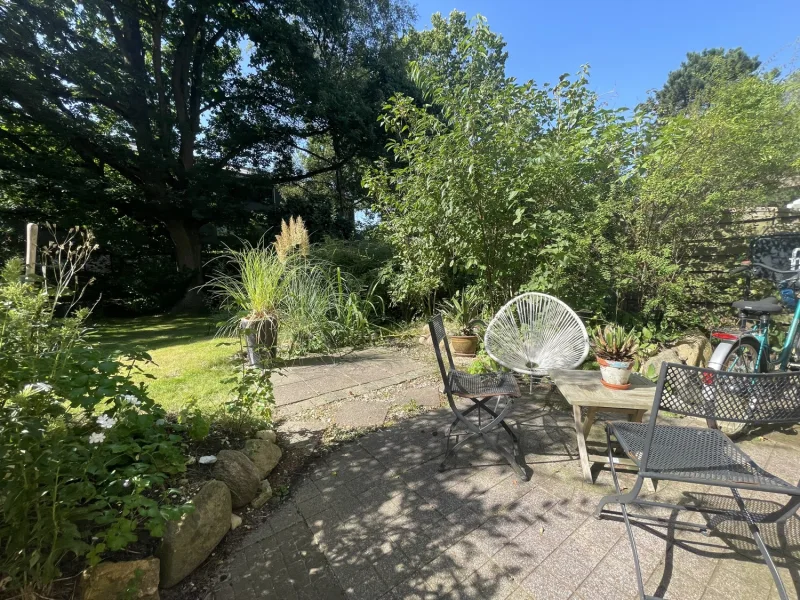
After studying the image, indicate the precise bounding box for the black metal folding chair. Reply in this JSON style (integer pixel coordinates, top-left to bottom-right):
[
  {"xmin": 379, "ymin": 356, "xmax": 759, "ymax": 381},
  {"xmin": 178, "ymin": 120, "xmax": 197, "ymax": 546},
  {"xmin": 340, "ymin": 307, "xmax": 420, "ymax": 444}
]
[
  {"xmin": 596, "ymin": 362, "xmax": 800, "ymax": 600},
  {"xmin": 429, "ymin": 314, "xmax": 529, "ymax": 481}
]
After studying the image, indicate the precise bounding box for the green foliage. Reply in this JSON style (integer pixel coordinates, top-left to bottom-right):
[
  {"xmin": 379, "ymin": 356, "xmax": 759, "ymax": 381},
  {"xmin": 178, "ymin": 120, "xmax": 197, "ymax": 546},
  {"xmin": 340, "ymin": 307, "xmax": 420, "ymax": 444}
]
[
  {"xmin": 590, "ymin": 324, "xmax": 639, "ymax": 362},
  {"xmin": 439, "ymin": 288, "xmax": 484, "ymax": 335},
  {"xmin": 465, "ymin": 350, "xmax": 500, "ymax": 375},
  {"xmin": 0, "ymin": 0, "xmax": 414, "ymax": 277},
  {"xmin": 281, "ymin": 262, "xmax": 384, "ymax": 355},
  {"xmin": 364, "ymin": 11, "xmax": 627, "ymax": 313},
  {"xmin": 0, "ymin": 242, "xmax": 187, "ymax": 593},
  {"xmin": 205, "ymin": 243, "xmax": 287, "ymax": 321},
  {"xmin": 207, "ymin": 237, "xmax": 384, "ymax": 357},
  {"xmin": 311, "ymin": 237, "xmax": 394, "ymax": 290},
  {"xmin": 178, "ymin": 399, "xmax": 212, "ymax": 441},
  {"xmin": 220, "ymin": 366, "xmax": 275, "ymax": 435},
  {"xmin": 653, "ymin": 47, "xmax": 761, "ymax": 116},
  {"xmin": 607, "ymin": 74, "xmax": 800, "ymax": 328},
  {"xmin": 367, "ymin": 12, "xmax": 800, "ymax": 332}
]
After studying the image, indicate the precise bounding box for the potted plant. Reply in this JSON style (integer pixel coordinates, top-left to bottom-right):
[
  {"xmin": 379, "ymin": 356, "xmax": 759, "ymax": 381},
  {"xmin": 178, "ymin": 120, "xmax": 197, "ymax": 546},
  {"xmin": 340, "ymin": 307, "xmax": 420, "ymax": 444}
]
[
  {"xmin": 205, "ymin": 242, "xmax": 287, "ymax": 365},
  {"xmin": 440, "ymin": 289, "xmax": 483, "ymax": 357},
  {"xmin": 591, "ymin": 324, "xmax": 639, "ymax": 390}
]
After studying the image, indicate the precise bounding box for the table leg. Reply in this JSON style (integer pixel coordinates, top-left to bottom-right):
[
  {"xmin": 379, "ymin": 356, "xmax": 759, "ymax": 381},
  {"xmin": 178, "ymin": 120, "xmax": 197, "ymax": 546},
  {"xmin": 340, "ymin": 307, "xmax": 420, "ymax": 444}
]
[{"xmin": 573, "ymin": 404, "xmax": 594, "ymax": 483}]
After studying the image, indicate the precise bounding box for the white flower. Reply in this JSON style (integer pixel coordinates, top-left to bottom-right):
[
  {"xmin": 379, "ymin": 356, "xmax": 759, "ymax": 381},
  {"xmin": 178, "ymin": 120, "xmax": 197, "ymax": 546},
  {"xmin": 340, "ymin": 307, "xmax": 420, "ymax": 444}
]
[
  {"xmin": 23, "ymin": 382, "xmax": 53, "ymax": 394},
  {"xmin": 96, "ymin": 414, "xmax": 116, "ymax": 429},
  {"xmin": 89, "ymin": 432, "xmax": 105, "ymax": 444},
  {"xmin": 120, "ymin": 394, "xmax": 141, "ymax": 406}
]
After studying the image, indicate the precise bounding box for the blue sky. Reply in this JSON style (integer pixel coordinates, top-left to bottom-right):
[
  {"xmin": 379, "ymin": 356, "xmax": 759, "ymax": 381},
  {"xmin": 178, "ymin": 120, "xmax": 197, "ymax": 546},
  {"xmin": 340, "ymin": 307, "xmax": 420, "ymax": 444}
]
[{"xmin": 412, "ymin": 0, "xmax": 800, "ymax": 109}]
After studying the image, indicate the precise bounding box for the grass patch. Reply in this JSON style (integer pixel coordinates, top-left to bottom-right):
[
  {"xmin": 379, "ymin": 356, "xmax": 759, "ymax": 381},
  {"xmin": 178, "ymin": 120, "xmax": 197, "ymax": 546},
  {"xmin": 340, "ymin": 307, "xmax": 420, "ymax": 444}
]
[{"xmin": 92, "ymin": 315, "xmax": 238, "ymax": 415}]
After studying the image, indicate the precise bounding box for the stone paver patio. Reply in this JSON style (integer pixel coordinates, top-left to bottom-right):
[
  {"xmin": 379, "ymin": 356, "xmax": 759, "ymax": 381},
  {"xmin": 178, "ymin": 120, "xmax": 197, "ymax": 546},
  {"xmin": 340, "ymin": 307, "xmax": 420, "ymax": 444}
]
[
  {"xmin": 273, "ymin": 348, "xmax": 433, "ymax": 420},
  {"xmin": 207, "ymin": 383, "xmax": 800, "ymax": 600}
]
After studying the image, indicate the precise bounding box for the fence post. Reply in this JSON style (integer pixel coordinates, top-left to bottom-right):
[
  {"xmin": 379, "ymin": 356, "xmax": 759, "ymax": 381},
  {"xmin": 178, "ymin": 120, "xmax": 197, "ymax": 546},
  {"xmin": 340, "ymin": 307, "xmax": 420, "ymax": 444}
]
[{"xmin": 25, "ymin": 222, "xmax": 38, "ymax": 278}]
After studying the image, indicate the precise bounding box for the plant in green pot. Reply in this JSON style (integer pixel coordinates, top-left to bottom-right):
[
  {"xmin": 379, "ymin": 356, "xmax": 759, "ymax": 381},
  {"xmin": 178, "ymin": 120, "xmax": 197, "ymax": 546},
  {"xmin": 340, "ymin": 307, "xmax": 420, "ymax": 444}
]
[
  {"xmin": 591, "ymin": 324, "xmax": 639, "ymax": 390},
  {"xmin": 206, "ymin": 242, "xmax": 286, "ymax": 365},
  {"xmin": 439, "ymin": 289, "xmax": 484, "ymax": 357}
]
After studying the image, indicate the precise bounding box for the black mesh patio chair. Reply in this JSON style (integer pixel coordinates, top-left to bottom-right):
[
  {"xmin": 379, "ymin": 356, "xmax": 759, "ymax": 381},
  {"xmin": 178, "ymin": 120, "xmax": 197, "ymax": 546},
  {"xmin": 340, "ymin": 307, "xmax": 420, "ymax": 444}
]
[
  {"xmin": 429, "ymin": 314, "xmax": 529, "ymax": 481},
  {"xmin": 596, "ymin": 362, "xmax": 800, "ymax": 600}
]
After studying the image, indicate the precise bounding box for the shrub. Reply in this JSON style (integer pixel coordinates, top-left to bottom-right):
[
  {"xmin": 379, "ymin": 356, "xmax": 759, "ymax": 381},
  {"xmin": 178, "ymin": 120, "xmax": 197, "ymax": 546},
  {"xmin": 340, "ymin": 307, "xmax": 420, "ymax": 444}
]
[
  {"xmin": 219, "ymin": 364, "xmax": 276, "ymax": 435},
  {"xmin": 206, "ymin": 223, "xmax": 384, "ymax": 358},
  {"xmin": 365, "ymin": 12, "xmax": 626, "ymax": 314},
  {"xmin": 0, "ymin": 232, "xmax": 188, "ymax": 595}
]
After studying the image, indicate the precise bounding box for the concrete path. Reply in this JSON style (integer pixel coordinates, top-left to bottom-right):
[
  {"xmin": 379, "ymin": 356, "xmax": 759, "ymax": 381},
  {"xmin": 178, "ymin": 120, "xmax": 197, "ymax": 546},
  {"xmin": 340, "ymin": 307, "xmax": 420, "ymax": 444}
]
[
  {"xmin": 208, "ymin": 387, "xmax": 800, "ymax": 600},
  {"xmin": 273, "ymin": 348, "xmax": 433, "ymax": 420}
]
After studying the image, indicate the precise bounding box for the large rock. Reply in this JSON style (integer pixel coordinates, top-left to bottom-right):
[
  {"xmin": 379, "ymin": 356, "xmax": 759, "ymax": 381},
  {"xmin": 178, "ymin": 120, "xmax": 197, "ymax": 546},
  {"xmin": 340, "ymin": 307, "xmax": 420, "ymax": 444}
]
[
  {"xmin": 158, "ymin": 480, "xmax": 231, "ymax": 588},
  {"xmin": 673, "ymin": 332, "xmax": 713, "ymax": 367},
  {"xmin": 641, "ymin": 348, "xmax": 683, "ymax": 380},
  {"xmin": 251, "ymin": 480, "xmax": 274, "ymax": 509},
  {"xmin": 242, "ymin": 439, "xmax": 282, "ymax": 479},
  {"xmin": 212, "ymin": 449, "xmax": 261, "ymax": 508},
  {"xmin": 255, "ymin": 429, "xmax": 277, "ymax": 443},
  {"xmin": 81, "ymin": 558, "xmax": 160, "ymax": 600}
]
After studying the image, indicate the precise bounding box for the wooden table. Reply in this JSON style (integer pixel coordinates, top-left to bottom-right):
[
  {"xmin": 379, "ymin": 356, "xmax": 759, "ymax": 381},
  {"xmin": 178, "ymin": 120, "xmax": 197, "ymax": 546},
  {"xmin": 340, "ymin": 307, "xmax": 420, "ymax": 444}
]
[{"xmin": 549, "ymin": 369, "xmax": 656, "ymax": 483}]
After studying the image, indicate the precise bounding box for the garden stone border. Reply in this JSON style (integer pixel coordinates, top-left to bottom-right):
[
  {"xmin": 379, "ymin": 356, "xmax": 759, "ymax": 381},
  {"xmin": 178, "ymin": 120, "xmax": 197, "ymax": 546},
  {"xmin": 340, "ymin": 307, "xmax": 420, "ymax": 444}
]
[{"xmin": 80, "ymin": 429, "xmax": 282, "ymax": 598}]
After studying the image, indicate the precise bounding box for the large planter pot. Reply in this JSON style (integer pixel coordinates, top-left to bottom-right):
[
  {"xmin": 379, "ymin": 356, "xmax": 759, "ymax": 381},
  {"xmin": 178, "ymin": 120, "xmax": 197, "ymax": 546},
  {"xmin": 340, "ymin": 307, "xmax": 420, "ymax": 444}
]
[
  {"xmin": 597, "ymin": 357, "xmax": 634, "ymax": 390},
  {"xmin": 240, "ymin": 316, "xmax": 278, "ymax": 366},
  {"xmin": 450, "ymin": 335, "xmax": 479, "ymax": 357}
]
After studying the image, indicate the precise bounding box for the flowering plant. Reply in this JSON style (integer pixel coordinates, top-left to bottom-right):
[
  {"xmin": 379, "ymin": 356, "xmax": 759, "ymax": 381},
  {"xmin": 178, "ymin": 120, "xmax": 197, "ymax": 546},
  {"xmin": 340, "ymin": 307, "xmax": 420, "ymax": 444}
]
[{"xmin": 0, "ymin": 232, "xmax": 188, "ymax": 595}]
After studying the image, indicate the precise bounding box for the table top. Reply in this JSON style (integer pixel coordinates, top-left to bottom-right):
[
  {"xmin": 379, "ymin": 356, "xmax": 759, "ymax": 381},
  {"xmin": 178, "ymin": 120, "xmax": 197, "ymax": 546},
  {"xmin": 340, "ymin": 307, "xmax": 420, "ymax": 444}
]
[{"xmin": 549, "ymin": 369, "xmax": 656, "ymax": 409}]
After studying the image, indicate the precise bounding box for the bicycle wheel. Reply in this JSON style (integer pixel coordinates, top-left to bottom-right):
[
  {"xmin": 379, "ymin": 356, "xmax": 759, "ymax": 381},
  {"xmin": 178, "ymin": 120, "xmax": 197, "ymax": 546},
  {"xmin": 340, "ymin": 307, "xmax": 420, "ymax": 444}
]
[{"xmin": 718, "ymin": 337, "xmax": 765, "ymax": 439}]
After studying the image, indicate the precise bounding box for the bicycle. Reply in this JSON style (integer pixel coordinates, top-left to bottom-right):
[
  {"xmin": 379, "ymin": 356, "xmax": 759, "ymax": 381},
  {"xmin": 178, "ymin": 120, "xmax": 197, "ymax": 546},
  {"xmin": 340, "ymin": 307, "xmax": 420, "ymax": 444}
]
[{"xmin": 707, "ymin": 233, "xmax": 800, "ymax": 438}]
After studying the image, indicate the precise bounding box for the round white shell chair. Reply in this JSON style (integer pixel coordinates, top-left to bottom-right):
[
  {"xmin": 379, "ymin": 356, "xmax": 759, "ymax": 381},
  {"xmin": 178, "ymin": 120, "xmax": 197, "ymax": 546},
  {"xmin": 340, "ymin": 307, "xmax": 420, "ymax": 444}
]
[{"xmin": 485, "ymin": 293, "xmax": 590, "ymax": 377}]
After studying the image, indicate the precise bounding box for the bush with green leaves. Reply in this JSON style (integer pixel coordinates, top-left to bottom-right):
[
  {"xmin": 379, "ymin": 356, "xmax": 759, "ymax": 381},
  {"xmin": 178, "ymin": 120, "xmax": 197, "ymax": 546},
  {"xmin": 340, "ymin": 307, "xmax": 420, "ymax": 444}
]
[
  {"xmin": 364, "ymin": 11, "xmax": 627, "ymax": 314},
  {"xmin": 367, "ymin": 11, "xmax": 800, "ymax": 332},
  {"xmin": 0, "ymin": 240, "xmax": 188, "ymax": 594},
  {"xmin": 207, "ymin": 240, "xmax": 384, "ymax": 357},
  {"xmin": 602, "ymin": 74, "xmax": 800, "ymax": 329},
  {"xmin": 220, "ymin": 364, "xmax": 276, "ymax": 435}
]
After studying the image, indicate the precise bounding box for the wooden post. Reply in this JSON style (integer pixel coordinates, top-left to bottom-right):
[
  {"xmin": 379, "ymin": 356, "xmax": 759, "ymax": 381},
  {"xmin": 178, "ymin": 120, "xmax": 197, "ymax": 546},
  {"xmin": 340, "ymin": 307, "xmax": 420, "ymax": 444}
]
[{"xmin": 25, "ymin": 223, "xmax": 38, "ymax": 277}]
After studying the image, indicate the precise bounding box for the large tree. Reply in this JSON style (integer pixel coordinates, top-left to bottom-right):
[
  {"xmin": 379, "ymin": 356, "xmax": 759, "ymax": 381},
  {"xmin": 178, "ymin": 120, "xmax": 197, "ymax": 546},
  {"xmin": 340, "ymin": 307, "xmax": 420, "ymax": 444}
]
[
  {"xmin": 0, "ymin": 0, "xmax": 412, "ymax": 287},
  {"xmin": 653, "ymin": 47, "xmax": 761, "ymax": 116}
]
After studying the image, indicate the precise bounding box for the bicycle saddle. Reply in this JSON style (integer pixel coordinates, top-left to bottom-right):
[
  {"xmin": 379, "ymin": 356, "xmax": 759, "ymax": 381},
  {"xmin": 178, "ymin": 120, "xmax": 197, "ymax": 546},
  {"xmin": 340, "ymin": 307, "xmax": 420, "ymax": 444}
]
[{"xmin": 732, "ymin": 296, "xmax": 783, "ymax": 315}]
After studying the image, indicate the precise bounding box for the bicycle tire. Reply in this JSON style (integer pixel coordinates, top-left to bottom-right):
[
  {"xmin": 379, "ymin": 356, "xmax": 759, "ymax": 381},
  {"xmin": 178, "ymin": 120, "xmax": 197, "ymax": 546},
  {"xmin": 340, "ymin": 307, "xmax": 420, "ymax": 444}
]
[{"xmin": 718, "ymin": 337, "xmax": 766, "ymax": 439}]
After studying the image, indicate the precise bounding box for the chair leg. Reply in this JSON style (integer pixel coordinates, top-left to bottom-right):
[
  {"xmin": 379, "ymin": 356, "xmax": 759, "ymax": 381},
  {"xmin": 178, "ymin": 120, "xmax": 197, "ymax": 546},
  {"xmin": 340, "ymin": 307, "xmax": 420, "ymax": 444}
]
[
  {"xmin": 599, "ymin": 431, "xmax": 649, "ymax": 600},
  {"xmin": 440, "ymin": 394, "xmax": 528, "ymax": 480},
  {"xmin": 595, "ymin": 429, "xmax": 647, "ymax": 519},
  {"xmin": 730, "ymin": 489, "xmax": 790, "ymax": 600}
]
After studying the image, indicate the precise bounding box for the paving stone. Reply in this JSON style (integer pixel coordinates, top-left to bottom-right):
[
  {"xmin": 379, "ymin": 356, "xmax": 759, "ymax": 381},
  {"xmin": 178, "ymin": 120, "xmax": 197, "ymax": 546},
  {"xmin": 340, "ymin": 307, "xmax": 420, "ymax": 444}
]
[
  {"xmin": 196, "ymin": 382, "xmax": 799, "ymax": 600},
  {"xmin": 397, "ymin": 386, "xmax": 442, "ymax": 407},
  {"xmin": 333, "ymin": 401, "xmax": 389, "ymax": 428},
  {"xmin": 275, "ymin": 381, "xmax": 318, "ymax": 405},
  {"xmin": 519, "ymin": 564, "xmax": 576, "ymax": 599}
]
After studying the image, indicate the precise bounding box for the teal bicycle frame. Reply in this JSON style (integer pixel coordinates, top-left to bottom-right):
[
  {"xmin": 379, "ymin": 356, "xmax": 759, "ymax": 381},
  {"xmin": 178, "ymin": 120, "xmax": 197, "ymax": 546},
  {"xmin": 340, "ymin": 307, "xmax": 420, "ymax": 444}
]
[
  {"xmin": 752, "ymin": 299, "xmax": 800, "ymax": 371},
  {"xmin": 716, "ymin": 286, "xmax": 800, "ymax": 373}
]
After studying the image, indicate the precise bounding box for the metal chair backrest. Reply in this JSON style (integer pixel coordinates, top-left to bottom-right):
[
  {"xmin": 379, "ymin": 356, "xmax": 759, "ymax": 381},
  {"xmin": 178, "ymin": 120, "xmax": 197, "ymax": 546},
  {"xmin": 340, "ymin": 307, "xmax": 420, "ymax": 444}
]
[
  {"xmin": 484, "ymin": 292, "xmax": 589, "ymax": 376},
  {"xmin": 641, "ymin": 362, "xmax": 800, "ymax": 470},
  {"xmin": 429, "ymin": 314, "xmax": 455, "ymax": 388}
]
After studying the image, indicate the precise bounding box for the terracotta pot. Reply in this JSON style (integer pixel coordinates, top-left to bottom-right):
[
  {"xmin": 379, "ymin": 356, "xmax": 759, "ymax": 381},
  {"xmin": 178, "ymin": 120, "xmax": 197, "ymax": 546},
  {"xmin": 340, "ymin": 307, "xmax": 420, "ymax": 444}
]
[
  {"xmin": 597, "ymin": 357, "xmax": 634, "ymax": 390},
  {"xmin": 240, "ymin": 316, "xmax": 278, "ymax": 366},
  {"xmin": 450, "ymin": 335, "xmax": 479, "ymax": 357}
]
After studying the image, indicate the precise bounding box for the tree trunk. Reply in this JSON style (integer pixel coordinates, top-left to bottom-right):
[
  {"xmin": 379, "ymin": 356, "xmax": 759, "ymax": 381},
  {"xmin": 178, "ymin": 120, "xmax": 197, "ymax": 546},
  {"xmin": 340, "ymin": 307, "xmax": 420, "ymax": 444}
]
[{"xmin": 165, "ymin": 218, "xmax": 205, "ymax": 312}]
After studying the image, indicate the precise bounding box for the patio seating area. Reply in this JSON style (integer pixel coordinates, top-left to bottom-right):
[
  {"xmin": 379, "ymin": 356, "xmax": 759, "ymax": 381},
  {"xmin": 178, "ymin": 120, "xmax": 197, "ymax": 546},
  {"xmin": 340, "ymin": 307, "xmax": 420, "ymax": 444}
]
[{"xmin": 206, "ymin": 380, "xmax": 800, "ymax": 600}]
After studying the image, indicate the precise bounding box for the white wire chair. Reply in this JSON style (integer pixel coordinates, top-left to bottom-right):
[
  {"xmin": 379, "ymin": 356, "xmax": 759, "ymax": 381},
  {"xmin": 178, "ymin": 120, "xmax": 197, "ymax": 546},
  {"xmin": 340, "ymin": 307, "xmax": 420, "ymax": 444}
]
[{"xmin": 484, "ymin": 292, "xmax": 590, "ymax": 379}]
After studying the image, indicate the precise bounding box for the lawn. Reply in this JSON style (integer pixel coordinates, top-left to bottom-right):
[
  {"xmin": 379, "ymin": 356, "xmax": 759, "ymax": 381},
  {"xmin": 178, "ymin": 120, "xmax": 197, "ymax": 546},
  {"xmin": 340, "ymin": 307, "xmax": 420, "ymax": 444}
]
[{"xmin": 92, "ymin": 315, "xmax": 238, "ymax": 414}]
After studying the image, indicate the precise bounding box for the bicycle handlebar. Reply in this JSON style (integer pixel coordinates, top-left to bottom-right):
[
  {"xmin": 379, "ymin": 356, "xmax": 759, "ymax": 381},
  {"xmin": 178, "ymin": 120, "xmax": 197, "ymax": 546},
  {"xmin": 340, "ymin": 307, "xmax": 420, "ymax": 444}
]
[{"xmin": 750, "ymin": 262, "xmax": 800, "ymax": 276}]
